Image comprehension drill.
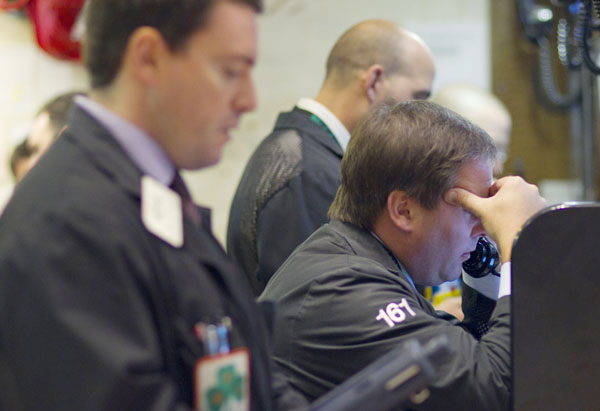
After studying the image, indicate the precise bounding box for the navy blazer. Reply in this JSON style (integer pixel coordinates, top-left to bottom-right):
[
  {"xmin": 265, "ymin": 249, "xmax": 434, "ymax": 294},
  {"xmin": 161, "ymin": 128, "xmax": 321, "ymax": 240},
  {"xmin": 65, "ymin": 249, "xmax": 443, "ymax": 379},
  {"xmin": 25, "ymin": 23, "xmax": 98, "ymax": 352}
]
[{"xmin": 0, "ymin": 106, "xmax": 305, "ymax": 411}]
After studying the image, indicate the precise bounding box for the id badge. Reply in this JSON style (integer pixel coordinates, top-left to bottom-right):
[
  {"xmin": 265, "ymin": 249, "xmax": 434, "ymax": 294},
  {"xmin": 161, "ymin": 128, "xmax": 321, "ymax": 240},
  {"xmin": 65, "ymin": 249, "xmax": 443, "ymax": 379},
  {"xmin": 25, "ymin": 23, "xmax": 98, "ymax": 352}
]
[
  {"xmin": 194, "ymin": 347, "xmax": 250, "ymax": 411},
  {"xmin": 140, "ymin": 175, "xmax": 183, "ymax": 247}
]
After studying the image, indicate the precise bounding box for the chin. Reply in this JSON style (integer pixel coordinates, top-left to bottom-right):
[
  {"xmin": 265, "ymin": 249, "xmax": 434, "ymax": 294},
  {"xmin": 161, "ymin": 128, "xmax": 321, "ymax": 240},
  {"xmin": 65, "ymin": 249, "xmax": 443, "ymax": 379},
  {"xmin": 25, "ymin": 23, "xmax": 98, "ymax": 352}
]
[
  {"xmin": 441, "ymin": 269, "xmax": 462, "ymax": 284},
  {"xmin": 177, "ymin": 154, "xmax": 220, "ymax": 170},
  {"xmin": 197, "ymin": 156, "xmax": 221, "ymax": 169}
]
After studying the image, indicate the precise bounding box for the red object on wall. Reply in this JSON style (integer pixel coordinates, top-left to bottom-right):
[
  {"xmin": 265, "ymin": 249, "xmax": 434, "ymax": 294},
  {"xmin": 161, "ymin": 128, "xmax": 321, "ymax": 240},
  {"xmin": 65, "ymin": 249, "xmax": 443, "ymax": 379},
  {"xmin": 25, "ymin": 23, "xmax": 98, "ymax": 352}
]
[
  {"xmin": 0, "ymin": 0, "xmax": 30, "ymax": 10},
  {"xmin": 1, "ymin": 0, "xmax": 85, "ymax": 60},
  {"xmin": 27, "ymin": 0, "xmax": 86, "ymax": 60}
]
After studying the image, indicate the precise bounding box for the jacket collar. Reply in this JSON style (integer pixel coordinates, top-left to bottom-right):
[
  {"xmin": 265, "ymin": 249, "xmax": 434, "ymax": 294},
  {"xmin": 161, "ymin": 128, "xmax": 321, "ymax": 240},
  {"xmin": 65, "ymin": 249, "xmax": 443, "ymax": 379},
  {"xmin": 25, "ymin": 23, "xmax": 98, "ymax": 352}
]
[
  {"xmin": 327, "ymin": 219, "xmax": 433, "ymax": 310},
  {"xmin": 328, "ymin": 219, "xmax": 405, "ymax": 278},
  {"xmin": 274, "ymin": 107, "xmax": 344, "ymax": 158},
  {"xmin": 74, "ymin": 96, "xmax": 175, "ymax": 186},
  {"xmin": 296, "ymin": 98, "xmax": 351, "ymax": 151},
  {"xmin": 66, "ymin": 104, "xmax": 144, "ymax": 201}
]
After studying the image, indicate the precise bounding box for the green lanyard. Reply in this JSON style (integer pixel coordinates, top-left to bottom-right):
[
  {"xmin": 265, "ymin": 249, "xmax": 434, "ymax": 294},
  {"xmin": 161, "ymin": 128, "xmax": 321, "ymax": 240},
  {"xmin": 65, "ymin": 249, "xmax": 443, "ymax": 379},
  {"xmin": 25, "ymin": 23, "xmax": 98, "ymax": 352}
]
[{"xmin": 309, "ymin": 114, "xmax": 338, "ymax": 144}]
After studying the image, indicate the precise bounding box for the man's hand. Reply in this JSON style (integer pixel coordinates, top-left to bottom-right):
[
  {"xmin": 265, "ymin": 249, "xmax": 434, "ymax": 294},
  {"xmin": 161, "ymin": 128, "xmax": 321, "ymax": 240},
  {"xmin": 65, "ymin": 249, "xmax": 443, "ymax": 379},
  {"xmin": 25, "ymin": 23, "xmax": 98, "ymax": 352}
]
[{"xmin": 444, "ymin": 176, "xmax": 546, "ymax": 262}]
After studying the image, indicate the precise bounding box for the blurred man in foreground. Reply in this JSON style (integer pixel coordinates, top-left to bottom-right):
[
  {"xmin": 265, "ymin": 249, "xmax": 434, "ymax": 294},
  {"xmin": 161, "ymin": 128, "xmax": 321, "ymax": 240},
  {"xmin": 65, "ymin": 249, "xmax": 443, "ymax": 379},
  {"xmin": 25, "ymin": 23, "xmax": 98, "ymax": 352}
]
[{"xmin": 0, "ymin": 1, "xmax": 307, "ymax": 409}]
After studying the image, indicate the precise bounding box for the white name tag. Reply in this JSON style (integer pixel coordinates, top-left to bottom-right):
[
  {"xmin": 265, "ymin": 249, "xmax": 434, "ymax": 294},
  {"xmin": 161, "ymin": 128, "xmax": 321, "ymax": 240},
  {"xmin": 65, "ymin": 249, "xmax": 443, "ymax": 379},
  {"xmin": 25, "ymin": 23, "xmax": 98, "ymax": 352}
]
[{"xmin": 141, "ymin": 175, "xmax": 183, "ymax": 248}]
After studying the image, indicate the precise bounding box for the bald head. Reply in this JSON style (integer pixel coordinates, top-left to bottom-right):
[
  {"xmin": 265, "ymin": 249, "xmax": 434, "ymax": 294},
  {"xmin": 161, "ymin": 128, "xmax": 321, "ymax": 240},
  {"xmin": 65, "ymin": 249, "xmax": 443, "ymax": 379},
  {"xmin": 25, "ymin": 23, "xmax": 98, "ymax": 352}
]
[
  {"xmin": 316, "ymin": 20, "xmax": 435, "ymax": 133},
  {"xmin": 325, "ymin": 20, "xmax": 433, "ymax": 92},
  {"xmin": 431, "ymin": 84, "xmax": 512, "ymax": 175}
]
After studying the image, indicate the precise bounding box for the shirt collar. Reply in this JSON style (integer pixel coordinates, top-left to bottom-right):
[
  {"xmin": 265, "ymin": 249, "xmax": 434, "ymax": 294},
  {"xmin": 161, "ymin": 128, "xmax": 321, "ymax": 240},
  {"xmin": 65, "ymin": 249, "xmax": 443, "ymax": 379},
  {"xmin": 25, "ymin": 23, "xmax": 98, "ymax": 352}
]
[
  {"xmin": 74, "ymin": 95, "xmax": 176, "ymax": 186},
  {"xmin": 296, "ymin": 98, "xmax": 351, "ymax": 152}
]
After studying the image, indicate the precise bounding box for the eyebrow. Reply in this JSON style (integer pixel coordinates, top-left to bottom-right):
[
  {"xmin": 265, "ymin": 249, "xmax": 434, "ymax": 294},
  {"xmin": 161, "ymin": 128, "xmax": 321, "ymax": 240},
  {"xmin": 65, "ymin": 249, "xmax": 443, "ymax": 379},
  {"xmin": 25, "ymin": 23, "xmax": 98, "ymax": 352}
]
[
  {"xmin": 220, "ymin": 55, "xmax": 256, "ymax": 66},
  {"xmin": 413, "ymin": 90, "xmax": 431, "ymax": 100}
]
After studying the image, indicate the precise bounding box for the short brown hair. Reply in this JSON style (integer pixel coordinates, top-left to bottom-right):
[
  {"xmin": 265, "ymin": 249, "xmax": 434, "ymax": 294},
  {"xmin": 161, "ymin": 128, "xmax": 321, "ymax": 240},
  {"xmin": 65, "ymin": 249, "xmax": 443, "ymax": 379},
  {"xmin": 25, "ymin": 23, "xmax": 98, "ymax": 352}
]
[
  {"xmin": 83, "ymin": 0, "xmax": 263, "ymax": 88},
  {"xmin": 328, "ymin": 100, "xmax": 497, "ymax": 229}
]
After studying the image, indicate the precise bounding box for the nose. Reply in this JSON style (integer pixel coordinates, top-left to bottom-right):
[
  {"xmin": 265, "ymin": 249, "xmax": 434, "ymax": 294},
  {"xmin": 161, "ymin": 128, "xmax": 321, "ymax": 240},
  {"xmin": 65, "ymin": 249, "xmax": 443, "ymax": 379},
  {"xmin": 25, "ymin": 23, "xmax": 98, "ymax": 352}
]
[
  {"xmin": 234, "ymin": 71, "xmax": 257, "ymax": 113},
  {"xmin": 471, "ymin": 217, "xmax": 486, "ymax": 238}
]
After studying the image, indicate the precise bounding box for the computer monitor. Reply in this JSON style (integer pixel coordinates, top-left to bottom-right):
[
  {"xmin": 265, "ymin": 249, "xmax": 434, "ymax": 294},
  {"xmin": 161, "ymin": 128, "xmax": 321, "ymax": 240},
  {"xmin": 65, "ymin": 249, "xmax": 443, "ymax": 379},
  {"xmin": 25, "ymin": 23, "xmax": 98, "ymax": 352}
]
[{"xmin": 511, "ymin": 202, "xmax": 600, "ymax": 410}]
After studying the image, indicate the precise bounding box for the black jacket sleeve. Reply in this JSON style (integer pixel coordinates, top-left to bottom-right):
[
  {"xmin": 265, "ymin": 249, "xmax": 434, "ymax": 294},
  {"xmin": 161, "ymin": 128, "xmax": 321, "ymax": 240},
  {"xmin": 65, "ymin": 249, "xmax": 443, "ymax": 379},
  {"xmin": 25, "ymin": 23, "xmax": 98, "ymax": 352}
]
[
  {"xmin": 255, "ymin": 168, "xmax": 339, "ymax": 292},
  {"xmin": 267, "ymin": 263, "xmax": 511, "ymax": 410}
]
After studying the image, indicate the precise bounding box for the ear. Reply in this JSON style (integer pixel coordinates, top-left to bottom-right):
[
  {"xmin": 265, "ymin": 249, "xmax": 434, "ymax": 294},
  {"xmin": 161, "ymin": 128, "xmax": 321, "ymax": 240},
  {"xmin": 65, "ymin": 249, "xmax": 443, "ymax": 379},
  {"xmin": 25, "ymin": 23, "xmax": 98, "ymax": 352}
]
[
  {"xmin": 364, "ymin": 64, "xmax": 384, "ymax": 104},
  {"xmin": 386, "ymin": 190, "xmax": 413, "ymax": 232},
  {"xmin": 123, "ymin": 27, "xmax": 168, "ymax": 86}
]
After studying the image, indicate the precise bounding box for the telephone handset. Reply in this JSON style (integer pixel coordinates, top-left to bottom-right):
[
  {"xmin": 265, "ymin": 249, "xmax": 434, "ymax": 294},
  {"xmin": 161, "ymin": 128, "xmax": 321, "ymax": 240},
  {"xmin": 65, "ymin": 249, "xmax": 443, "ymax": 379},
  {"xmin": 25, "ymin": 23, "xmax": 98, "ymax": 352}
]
[{"xmin": 462, "ymin": 237, "xmax": 500, "ymax": 278}]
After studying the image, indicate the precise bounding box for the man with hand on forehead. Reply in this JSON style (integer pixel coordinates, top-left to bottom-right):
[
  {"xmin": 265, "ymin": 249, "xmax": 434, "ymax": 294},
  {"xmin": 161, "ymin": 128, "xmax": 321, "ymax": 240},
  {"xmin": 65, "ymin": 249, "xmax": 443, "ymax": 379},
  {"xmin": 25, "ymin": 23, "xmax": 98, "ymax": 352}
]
[{"xmin": 260, "ymin": 100, "xmax": 545, "ymax": 410}]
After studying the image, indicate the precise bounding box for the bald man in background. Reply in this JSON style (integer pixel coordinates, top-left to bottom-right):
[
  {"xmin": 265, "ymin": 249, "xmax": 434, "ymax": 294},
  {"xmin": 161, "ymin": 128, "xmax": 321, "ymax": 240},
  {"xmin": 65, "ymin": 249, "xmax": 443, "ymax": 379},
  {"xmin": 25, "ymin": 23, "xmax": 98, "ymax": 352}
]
[
  {"xmin": 431, "ymin": 83, "xmax": 512, "ymax": 177},
  {"xmin": 227, "ymin": 20, "xmax": 435, "ymax": 295}
]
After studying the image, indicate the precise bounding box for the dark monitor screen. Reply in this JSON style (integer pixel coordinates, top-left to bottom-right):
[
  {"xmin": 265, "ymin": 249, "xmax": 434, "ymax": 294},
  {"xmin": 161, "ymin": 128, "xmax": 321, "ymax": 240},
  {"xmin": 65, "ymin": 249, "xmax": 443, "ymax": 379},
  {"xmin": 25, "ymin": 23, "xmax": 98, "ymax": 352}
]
[{"xmin": 511, "ymin": 202, "xmax": 600, "ymax": 411}]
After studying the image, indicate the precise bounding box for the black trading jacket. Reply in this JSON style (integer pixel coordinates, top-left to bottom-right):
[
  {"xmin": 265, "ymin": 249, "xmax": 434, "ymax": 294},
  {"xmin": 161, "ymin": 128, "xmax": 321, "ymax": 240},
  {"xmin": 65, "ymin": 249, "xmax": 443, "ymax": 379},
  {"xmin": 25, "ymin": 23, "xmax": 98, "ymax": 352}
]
[
  {"xmin": 227, "ymin": 107, "xmax": 343, "ymax": 295},
  {"xmin": 260, "ymin": 219, "xmax": 511, "ymax": 411},
  {"xmin": 0, "ymin": 106, "xmax": 306, "ymax": 411}
]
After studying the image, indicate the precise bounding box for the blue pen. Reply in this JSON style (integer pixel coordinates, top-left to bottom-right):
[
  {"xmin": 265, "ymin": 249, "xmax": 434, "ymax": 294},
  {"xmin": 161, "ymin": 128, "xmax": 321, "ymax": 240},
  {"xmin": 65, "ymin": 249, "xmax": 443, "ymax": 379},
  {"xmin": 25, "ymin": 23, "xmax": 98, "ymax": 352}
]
[
  {"xmin": 217, "ymin": 321, "xmax": 230, "ymax": 354},
  {"xmin": 205, "ymin": 324, "xmax": 219, "ymax": 355}
]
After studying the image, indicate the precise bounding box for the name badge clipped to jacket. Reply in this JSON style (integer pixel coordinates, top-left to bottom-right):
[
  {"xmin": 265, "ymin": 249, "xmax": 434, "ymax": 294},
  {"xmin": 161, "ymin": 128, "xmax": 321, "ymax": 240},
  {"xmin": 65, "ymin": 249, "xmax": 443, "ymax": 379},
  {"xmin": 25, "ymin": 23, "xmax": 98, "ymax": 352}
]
[
  {"xmin": 193, "ymin": 319, "xmax": 250, "ymax": 411},
  {"xmin": 141, "ymin": 175, "xmax": 184, "ymax": 247}
]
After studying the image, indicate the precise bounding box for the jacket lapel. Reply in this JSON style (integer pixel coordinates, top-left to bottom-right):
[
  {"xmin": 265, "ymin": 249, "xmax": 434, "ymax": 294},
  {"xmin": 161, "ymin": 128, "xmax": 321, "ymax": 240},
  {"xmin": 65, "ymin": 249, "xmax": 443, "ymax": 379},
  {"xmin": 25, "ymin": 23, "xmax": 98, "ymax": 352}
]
[{"xmin": 275, "ymin": 107, "xmax": 344, "ymax": 158}]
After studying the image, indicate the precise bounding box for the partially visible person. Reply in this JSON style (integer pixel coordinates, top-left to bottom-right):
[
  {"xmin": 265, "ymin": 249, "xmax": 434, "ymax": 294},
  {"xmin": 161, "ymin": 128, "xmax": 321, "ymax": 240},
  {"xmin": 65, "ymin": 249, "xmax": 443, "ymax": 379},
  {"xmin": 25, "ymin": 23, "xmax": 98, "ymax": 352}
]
[
  {"xmin": 228, "ymin": 19, "xmax": 435, "ymax": 295},
  {"xmin": 428, "ymin": 84, "xmax": 513, "ymax": 318},
  {"xmin": 260, "ymin": 101, "xmax": 545, "ymax": 409},
  {"xmin": 8, "ymin": 91, "xmax": 84, "ymax": 183},
  {"xmin": 9, "ymin": 138, "xmax": 34, "ymax": 182},
  {"xmin": 27, "ymin": 91, "xmax": 85, "ymax": 168},
  {"xmin": 0, "ymin": 0, "xmax": 308, "ymax": 410},
  {"xmin": 431, "ymin": 83, "xmax": 512, "ymax": 177}
]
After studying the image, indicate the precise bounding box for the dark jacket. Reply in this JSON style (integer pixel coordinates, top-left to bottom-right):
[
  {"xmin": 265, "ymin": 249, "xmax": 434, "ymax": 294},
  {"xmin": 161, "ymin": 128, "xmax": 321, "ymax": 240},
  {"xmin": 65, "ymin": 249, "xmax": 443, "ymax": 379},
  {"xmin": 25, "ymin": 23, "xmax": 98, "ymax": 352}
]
[
  {"xmin": 260, "ymin": 220, "xmax": 511, "ymax": 410},
  {"xmin": 0, "ymin": 106, "xmax": 306, "ymax": 411},
  {"xmin": 227, "ymin": 107, "xmax": 343, "ymax": 295}
]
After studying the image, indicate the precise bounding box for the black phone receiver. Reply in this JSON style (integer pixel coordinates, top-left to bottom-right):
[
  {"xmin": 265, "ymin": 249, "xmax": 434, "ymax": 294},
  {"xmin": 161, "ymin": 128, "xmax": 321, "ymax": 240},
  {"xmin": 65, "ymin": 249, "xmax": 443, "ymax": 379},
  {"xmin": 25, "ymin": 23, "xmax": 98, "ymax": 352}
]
[{"xmin": 462, "ymin": 237, "xmax": 500, "ymax": 278}]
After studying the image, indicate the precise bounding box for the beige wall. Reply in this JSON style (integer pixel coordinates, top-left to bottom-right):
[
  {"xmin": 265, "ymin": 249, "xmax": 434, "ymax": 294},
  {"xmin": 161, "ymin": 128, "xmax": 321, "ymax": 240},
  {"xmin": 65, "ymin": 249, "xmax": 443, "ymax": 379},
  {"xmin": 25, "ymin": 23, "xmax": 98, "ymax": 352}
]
[
  {"xmin": 187, "ymin": 0, "xmax": 490, "ymax": 244},
  {"xmin": 0, "ymin": 12, "xmax": 88, "ymax": 204},
  {"xmin": 0, "ymin": 1, "xmax": 490, "ymax": 244}
]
